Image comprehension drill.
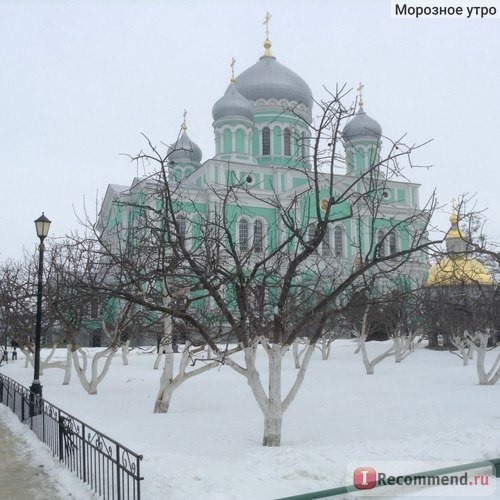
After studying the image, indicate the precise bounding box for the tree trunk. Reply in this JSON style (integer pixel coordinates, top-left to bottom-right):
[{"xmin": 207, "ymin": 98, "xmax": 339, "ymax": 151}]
[
  {"xmin": 225, "ymin": 341, "xmax": 316, "ymax": 447},
  {"xmin": 263, "ymin": 344, "xmax": 283, "ymax": 446},
  {"xmin": 263, "ymin": 404, "xmax": 283, "ymax": 447},
  {"xmin": 154, "ymin": 342, "xmax": 174, "ymax": 413},
  {"xmin": 62, "ymin": 345, "xmax": 72, "ymax": 385},
  {"xmin": 154, "ymin": 341, "xmax": 228, "ymax": 413},
  {"xmin": 359, "ymin": 336, "xmax": 374, "ymax": 374},
  {"xmin": 72, "ymin": 347, "xmax": 117, "ymax": 395},
  {"xmin": 292, "ymin": 338, "xmax": 300, "ymax": 369},
  {"xmin": 121, "ymin": 340, "xmax": 130, "ymax": 365},
  {"xmin": 321, "ymin": 339, "xmax": 332, "ymax": 361},
  {"xmin": 153, "ymin": 349, "xmax": 164, "ymax": 369},
  {"xmin": 462, "ymin": 346, "xmax": 469, "ymax": 366},
  {"xmin": 475, "ymin": 332, "xmax": 500, "ymax": 385},
  {"xmin": 393, "ymin": 336, "xmax": 410, "ymax": 363},
  {"xmin": 359, "ymin": 335, "xmax": 394, "ymax": 374}
]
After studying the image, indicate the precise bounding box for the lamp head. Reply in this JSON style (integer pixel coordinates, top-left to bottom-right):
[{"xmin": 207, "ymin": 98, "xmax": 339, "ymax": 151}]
[{"xmin": 34, "ymin": 213, "xmax": 51, "ymax": 240}]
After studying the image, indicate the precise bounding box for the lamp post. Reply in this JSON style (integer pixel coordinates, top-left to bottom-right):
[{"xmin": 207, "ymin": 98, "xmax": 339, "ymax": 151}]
[{"xmin": 30, "ymin": 213, "xmax": 51, "ymax": 400}]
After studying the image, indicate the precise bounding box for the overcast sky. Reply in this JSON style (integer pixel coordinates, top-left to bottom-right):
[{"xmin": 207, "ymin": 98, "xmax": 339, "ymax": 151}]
[{"xmin": 1, "ymin": 0, "xmax": 499, "ymax": 261}]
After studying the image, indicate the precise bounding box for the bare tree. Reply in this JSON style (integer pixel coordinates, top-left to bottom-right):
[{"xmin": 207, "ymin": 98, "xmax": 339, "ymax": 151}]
[
  {"xmin": 0, "ymin": 254, "xmax": 55, "ymax": 369},
  {"xmin": 423, "ymin": 196, "xmax": 499, "ymax": 377},
  {"xmin": 43, "ymin": 238, "xmax": 156, "ymax": 393},
  {"xmin": 88, "ymin": 88, "xmax": 439, "ymax": 446}
]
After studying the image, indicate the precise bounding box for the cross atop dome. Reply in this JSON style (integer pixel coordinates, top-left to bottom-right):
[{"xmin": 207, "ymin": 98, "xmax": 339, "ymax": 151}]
[
  {"xmin": 357, "ymin": 82, "xmax": 365, "ymax": 109},
  {"xmin": 182, "ymin": 109, "xmax": 188, "ymax": 131},
  {"xmin": 263, "ymin": 11, "xmax": 273, "ymax": 57},
  {"xmin": 230, "ymin": 57, "xmax": 236, "ymax": 83}
]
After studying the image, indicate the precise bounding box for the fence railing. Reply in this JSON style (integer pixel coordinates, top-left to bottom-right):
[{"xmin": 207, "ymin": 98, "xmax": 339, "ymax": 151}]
[
  {"xmin": 0, "ymin": 372, "xmax": 143, "ymax": 500},
  {"xmin": 277, "ymin": 459, "xmax": 500, "ymax": 499}
]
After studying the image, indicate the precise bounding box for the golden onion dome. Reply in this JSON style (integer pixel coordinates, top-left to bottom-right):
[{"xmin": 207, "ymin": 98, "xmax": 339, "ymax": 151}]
[{"xmin": 426, "ymin": 255, "xmax": 493, "ymax": 286}]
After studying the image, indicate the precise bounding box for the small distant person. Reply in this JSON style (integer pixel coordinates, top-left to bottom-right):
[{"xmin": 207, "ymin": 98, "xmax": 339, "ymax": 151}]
[{"xmin": 11, "ymin": 347, "xmax": 17, "ymax": 360}]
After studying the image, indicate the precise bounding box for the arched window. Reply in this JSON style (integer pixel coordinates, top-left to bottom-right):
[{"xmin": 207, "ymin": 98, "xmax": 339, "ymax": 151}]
[
  {"xmin": 301, "ymin": 131, "xmax": 307, "ymax": 160},
  {"xmin": 235, "ymin": 128, "xmax": 245, "ymax": 153},
  {"xmin": 223, "ymin": 128, "xmax": 232, "ymax": 153},
  {"xmin": 177, "ymin": 215, "xmax": 187, "ymax": 244},
  {"xmin": 262, "ymin": 127, "xmax": 271, "ymax": 155},
  {"xmin": 254, "ymin": 220, "xmax": 263, "ymax": 253},
  {"xmin": 284, "ymin": 128, "xmax": 291, "ymax": 156},
  {"xmin": 307, "ymin": 224, "xmax": 316, "ymax": 242},
  {"xmin": 377, "ymin": 229, "xmax": 387, "ymax": 258},
  {"xmin": 389, "ymin": 231, "xmax": 398, "ymax": 255},
  {"xmin": 334, "ymin": 226, "xmax": 344, "ymax": 257},
  {"xmin": 322, "ymin": 226, "xmax": 332, "ymax": 256},
  {"xmin": 239, "ymin": 218, "xmax": 249, "ymax": 252}
]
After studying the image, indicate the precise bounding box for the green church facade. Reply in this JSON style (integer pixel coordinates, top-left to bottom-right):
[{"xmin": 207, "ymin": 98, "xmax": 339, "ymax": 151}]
[{"xmin": 97, "ymin": 31, "xmax": 429, "ymax": 316}]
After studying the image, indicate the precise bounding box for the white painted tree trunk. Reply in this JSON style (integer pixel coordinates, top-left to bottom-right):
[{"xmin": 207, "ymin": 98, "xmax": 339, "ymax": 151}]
[
  {"xmin": 292, "ymin": 338, "xmax": 300, "ymax": 368},
  {"xmin": 21, "ymin": 346, "xmax": 64, "ymax": 375},
  {"xmin": 153, "ymin": 294, "xmax": 233, "ymax": 413},
  {"xmin": 458, "ymin": 344, "xmax": 468, "ymax": 365},
  {"xmin": 121, "ymin": 340, "xmax": 130, "ymax": 365},
  {"xmin": 21, "ymin": 347, "xmax": 33, "ymax": 368},
  {"xmin": 153, "ymin": 341, "xmax": 232, "ymax": 413},
  {"xmin": 63, "ymin": 345, "xmax": 73, "ymax": 385},
  {"xmin": 153, "ymin": 349, "xmax": 164, "ymax": 369},
  {"xmin": 40, "ymin": 344, "xmax": 58, "ymax": 374},
  {"xmin": 72, "ymin": 347, "xmax": 118, "ymax": 395},
  {"xmin": 450, "ymin": 333, "xmax": 474, "ymax": 366},
  {"xmin": 37, "ymin": 344, "xmax": 73, "ymax": 384},
  {"xmin": 154, "ymin": 341, "xmax": 174, "ymax": 413},
  {"xmin": 292, "ymin": 338, "xmax": 309, "ymax": 368},
  {"xmin": 226, "ymin": 340, "xmax": 316, "ymax": 447},
  {"xmin": 393, "ymin": 336, "xmax": 411, "ymax": 364},
  {"xmin": 476, "ymin": 332, "xmax": 500, "ymax": 385},
  {"xmin": 359, "ymin": 338, "xmax": 395, "ymax": 374},
  {"xmin": 319, "ymin": 337, "xmax": 333, "ymax": 361},
  {"xmin": 154, "ymin": 293, "xmax": 172, "ymax": 370},
  {"xmin": 264, "ymin": 345, "xmax": 283, "ymax": 446},
  {"xmin": 356, "ymin": 308, "xmax": 395, "ymax": 374}
]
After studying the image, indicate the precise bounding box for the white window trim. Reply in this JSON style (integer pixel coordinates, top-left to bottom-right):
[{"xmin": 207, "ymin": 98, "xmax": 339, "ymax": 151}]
[
  {"xmin": 333, "ymin": 224, "xmax": 345, "ymax": 258},
  {"xmin": 236, "ymin": 215, "xmax": 267, "ymax": 254}
]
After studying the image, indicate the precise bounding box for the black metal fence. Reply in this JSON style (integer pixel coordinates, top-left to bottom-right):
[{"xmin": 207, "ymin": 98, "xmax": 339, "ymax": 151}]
[{"xmin": 0, "ymin": 372, "xmax": 143, "ymax": 500}]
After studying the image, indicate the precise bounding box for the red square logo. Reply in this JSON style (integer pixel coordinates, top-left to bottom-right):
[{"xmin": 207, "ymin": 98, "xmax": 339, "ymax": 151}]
[{"xmin": 353, "ymin": 467, "xmax": 377, "ymax": 490}]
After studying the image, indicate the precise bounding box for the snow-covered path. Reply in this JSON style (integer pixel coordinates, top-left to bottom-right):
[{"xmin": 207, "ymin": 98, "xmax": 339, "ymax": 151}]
[
  {"xmin": 0, "ymin": 415, "xmax": 62, "ymax": 499},
  {"xmin": 0, "ymin": 405, "xmax": 94, "ymax": 499}
]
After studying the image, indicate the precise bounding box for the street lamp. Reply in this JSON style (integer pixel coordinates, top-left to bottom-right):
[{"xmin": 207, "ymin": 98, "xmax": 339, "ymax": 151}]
[{"xmin": 30, "ymin": 213, "xmax": 51, "ymax": 401}]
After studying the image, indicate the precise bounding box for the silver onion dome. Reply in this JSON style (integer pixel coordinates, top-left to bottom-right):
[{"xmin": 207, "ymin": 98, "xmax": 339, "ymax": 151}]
[
  {"xmin": 212, "ymin": 82, "xmax": 255, "ymax": 122},
  {"xmin": 167, "ymin": 129, "xmax": 202, "ymax": 165},
  {"xmin": 235, "ymin": 53, "xmax": 313, "ymax": 111},
  {"xmin": 342, "ymin": 107, "xmax": 382, "ymax": 142}
]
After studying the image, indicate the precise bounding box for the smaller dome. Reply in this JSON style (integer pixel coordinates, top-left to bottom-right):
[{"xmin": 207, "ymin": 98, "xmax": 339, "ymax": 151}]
[
  {"xmin": 426, "ymin": 256, "xmax": 493, "ymax": 286},
  {"xmin": 343, "ymin": 107, "xmax": 382, "ymax": 142},
  {"xmin": 167, "ymin": 129, "xmax": 202, "ymax": 165},
  {"xmin": 212, "ymin": 82, "xmax": 254, "ymax": 122}
]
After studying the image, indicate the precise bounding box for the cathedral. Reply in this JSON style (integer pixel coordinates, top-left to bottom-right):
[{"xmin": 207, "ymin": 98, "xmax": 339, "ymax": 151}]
[{"xmin": 98, "ymin": 20, "xmax": 429, "ymax": 296}]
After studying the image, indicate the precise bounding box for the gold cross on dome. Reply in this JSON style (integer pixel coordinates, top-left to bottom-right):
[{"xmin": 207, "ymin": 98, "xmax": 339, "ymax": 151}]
[
  {"xmin": 230, "ymin": 57, "xmax": 236, "ymax": 82},
  {"xmin": 263, "ymin": 11, "xmax": 272, "ymax": 39},
  {"xmin": 357, "ymin": 83, "xmax": 364, "ymax": 108}
]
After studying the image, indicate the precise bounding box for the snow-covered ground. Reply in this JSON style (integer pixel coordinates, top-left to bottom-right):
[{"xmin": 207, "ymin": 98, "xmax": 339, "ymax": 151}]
[{"xmin": 1, "ymin": 340, "xmax": 499, "ymax": 499}]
